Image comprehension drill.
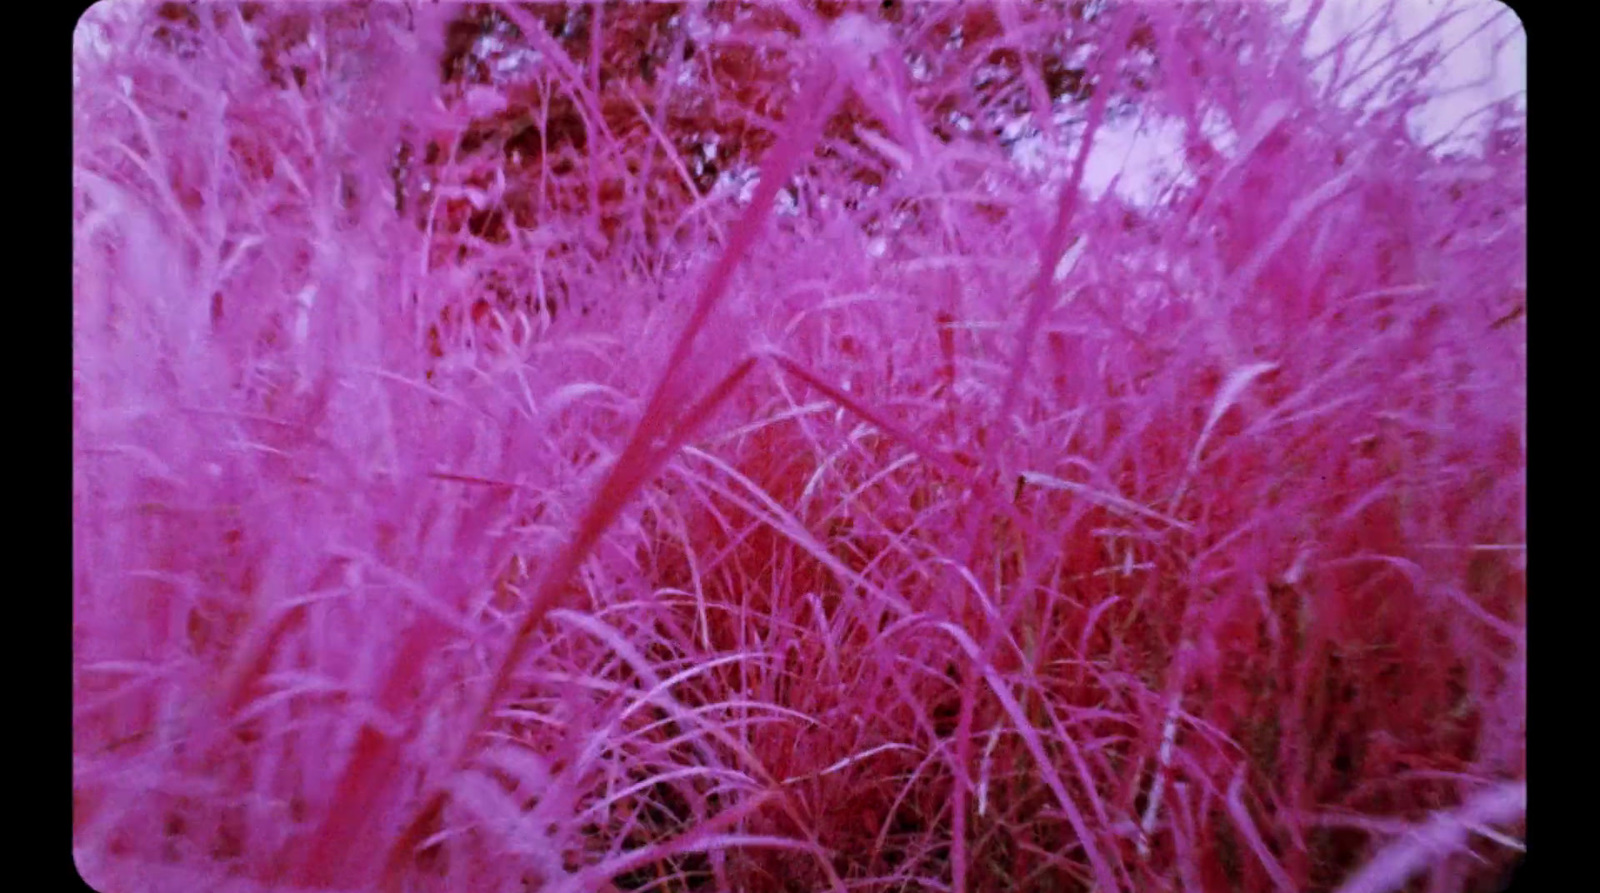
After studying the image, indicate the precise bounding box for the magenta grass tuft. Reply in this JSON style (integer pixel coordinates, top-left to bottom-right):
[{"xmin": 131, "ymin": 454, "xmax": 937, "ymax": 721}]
[{"xmin": 74, "ymin": 2, "xmax": 1525, "ymax": 891}]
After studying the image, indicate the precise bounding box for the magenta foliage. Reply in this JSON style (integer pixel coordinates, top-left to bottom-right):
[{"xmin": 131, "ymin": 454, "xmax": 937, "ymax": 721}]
[{"xmin": 74, "ymin": 3, "xmax": 1523, "ymax": 892}]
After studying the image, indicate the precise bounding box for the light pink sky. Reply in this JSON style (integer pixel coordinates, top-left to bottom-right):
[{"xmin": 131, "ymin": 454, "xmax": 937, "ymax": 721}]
[
  {"xmin": 1304, "ymin": 0, "xmax": 1525, "ymax": 140},
  {"xmin": 1082, "ymin": 0, "xmax": 1525, "ymax": 204}
]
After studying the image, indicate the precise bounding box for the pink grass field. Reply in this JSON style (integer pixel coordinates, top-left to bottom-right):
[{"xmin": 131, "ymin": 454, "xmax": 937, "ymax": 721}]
[{"xmin": 72, "ymin": 2, "xmax": 1525, "ymax": 892}]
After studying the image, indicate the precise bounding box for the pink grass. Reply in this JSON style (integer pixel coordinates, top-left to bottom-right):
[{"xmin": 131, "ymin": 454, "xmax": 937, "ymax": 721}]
[{"xmin": 75, "ymin": 2, "xmax": 1523, "ymax": 892}]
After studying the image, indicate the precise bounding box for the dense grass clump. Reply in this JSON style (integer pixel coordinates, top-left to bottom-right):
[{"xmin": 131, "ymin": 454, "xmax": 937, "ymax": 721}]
[{"xmin": 74, "ymin": 2, "xmax": 1524, "ymax": 892}]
